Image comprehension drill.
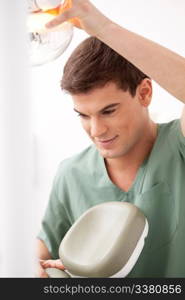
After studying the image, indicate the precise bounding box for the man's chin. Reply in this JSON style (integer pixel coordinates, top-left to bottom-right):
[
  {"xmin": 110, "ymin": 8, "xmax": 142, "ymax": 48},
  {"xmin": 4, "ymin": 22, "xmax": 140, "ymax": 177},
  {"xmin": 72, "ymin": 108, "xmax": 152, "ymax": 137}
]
[
  {"xmin": 98, "ymin": 148, "xmax": 121, "ymax": 159},
  {"xmin": 97, "ymin": 145, "xmax": 131, "ymax": 159}
]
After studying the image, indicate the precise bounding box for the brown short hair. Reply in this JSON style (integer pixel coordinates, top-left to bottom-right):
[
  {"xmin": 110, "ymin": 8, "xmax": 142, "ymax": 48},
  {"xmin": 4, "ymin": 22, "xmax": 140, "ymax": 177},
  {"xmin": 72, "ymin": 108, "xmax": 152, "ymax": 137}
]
[{"xmin": 61, "ymin": 37, "xmax": 149, "ymax": 97}]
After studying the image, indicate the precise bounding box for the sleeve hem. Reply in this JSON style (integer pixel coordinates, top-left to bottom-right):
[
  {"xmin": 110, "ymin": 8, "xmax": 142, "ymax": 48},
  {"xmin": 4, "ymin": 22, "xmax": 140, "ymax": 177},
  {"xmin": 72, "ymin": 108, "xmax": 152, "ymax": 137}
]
[{"xmin": 177, "ymin": 119, "xmax": 185, "ymax": 146}]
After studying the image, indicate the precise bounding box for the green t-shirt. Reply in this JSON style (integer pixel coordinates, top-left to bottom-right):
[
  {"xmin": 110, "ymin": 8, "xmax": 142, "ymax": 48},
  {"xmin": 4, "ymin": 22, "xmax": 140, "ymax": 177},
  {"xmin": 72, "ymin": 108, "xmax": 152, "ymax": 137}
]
[{"xmin": 38, "ymin": 119, "xmax": 185, "ymax": 277}]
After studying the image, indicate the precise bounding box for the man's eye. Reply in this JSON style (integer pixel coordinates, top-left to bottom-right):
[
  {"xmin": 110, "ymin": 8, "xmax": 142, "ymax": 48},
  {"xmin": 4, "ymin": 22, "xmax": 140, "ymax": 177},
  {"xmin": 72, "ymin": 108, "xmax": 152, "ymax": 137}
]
[
  {"xmin": 78, "ymin": 113, "xmax": 88, "ymax": 118},
  {"xmin": 103, "ymin": 109, "xmax": 115, "ymax": 115}
]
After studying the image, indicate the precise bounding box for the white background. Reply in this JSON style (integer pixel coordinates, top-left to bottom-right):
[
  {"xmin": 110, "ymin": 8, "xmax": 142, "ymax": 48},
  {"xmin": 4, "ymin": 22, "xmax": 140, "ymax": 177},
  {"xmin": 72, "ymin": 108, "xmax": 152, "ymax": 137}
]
[{"xmin": 31, "ymin": 0, "xmax": 185, "ymax": 222}]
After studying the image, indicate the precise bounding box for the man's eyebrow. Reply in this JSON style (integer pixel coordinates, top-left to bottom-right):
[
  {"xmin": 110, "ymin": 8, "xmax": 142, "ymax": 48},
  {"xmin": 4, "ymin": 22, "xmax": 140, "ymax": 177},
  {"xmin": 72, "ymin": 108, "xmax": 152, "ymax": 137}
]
[
  {"xmin": 73, "ymin": 108, "xmax": 83, "ymax": 114},
  {"xmin": 73, "ymin": 103, "xmax": 120, "ymax": 115},
  {"xmin": 100, "ymin": 103, "xmax": 120, "ymax": 112}
]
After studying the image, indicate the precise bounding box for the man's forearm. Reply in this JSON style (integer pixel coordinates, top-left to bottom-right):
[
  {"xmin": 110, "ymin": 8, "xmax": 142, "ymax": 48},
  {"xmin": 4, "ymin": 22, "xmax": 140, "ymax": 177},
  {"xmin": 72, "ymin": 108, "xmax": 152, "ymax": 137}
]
[
  {"xmin": 36, "ymin": 238, "xmax": 52, "ymax": 260},
  {"xmin": 97, "ymin": 22, "xmax": 185, "ymax": 103},
  {"xmin": 45, "ymin": 0, "xmax": 185, "ymax": 103}
]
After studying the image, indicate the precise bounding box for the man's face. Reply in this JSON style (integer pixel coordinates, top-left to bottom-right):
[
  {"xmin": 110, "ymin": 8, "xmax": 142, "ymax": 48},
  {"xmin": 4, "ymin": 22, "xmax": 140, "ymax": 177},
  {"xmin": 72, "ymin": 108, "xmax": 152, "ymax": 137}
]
[{"xmin": 72, "ymin": 81, "xmax": 151, "ymax": 159}]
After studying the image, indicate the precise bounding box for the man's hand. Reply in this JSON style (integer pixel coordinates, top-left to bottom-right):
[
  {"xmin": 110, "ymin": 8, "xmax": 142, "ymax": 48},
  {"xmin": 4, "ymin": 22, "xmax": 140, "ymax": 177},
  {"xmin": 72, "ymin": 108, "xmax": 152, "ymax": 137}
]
[
  {"xmin": 36, "ymin": 259, "xmax": 65, "ymax": 278},
  {"xmin": 46, "ymin": 0, "xmax": 111, "ymax": 37},
  {"xmin": 37, "ymin": 260, "xmax": 49, "ymax": 278},
  {"xmin": 40, "ymin": 258, "xmax": 65, "ymax": 270}
]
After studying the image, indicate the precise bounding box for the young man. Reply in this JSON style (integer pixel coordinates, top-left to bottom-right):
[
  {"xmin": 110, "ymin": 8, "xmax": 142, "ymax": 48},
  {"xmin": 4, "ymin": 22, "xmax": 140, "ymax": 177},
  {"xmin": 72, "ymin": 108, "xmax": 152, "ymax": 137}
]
[{"xmin": 36, "ymin": 0, "xmax": 185, "ymax": 277}]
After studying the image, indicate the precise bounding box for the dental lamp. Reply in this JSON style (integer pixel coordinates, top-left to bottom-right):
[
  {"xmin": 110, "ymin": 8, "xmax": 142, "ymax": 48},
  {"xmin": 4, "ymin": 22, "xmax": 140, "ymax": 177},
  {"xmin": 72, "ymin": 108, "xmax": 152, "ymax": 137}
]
[{"xmin": 27, "ymin": 0, "xmax": 73, "ymax": 66}]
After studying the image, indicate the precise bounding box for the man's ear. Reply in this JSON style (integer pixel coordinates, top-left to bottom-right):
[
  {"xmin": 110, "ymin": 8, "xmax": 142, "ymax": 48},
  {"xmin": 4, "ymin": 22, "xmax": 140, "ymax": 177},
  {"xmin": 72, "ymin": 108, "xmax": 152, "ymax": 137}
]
[{"xmin": 137, "ymin": 78, "xmax": 152, "ymax": 107}]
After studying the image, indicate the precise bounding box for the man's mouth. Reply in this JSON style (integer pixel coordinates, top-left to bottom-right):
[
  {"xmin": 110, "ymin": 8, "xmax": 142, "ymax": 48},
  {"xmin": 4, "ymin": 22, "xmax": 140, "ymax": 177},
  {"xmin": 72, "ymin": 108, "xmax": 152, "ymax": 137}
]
[{"xmin": 96, "ymin": 135, "xmax": 118, "ymax": 146}]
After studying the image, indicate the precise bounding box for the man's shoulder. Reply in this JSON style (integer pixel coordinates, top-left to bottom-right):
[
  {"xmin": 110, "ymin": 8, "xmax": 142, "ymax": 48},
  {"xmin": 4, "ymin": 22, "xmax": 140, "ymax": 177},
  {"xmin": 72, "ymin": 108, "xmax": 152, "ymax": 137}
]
[
  {"xmin": 157, "ymin": 118, "xmax": 181, "ymax": 139},
  {"xmin": 158, "ymin": 118, "xmax": 179, "ymax": 131},
  {"xmin": 155, "ymin": 118, "xmax": 185, "ymax": 154},
  {"xmin": 56, "ymin": 144, "xmax": 98, "ymax": 176}
]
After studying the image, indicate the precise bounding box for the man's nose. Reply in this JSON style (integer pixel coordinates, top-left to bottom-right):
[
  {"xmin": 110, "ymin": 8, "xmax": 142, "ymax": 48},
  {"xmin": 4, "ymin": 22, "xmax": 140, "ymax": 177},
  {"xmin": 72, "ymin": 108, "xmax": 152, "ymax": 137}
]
[{"xmin": 90, "ymin": 118, "xmax": 107, "ymax": 138}]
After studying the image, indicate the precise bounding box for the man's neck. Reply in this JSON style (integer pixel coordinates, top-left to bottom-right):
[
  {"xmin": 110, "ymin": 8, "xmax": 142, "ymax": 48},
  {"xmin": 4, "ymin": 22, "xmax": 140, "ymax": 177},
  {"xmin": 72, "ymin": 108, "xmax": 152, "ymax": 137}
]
[
  {"xmin": 104, "ymin": 121, "xmax": 158, "ymax": 192},
  {"xmin": 105, "ymin": 121, "xmax": 158, "ymax": 175}
]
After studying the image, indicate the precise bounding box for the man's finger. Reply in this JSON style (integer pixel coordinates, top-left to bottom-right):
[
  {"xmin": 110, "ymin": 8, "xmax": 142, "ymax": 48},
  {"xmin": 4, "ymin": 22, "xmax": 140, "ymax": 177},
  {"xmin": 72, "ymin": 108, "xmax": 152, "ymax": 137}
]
[
  {"xmin": 46, "ymin": 6, "xmax": 76, "ymax": 28},
  {"xmin": 54, "ymin": 260, "xmax": 66, "ymax": 270},
  {"xmin": 42, "ymin": 259, "xmax": 66, "ymax": 270}
]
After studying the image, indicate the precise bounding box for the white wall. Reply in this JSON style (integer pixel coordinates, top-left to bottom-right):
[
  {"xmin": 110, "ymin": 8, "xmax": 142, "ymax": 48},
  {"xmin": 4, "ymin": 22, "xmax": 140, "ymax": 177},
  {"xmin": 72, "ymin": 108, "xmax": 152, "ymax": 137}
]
[
  {"xmin": 0, "ymin": 1, "xmax": 37, "ymax": 276},
  {"xmin": 31, "ymin": 0, "xmax": 185, "ymax": 224}
]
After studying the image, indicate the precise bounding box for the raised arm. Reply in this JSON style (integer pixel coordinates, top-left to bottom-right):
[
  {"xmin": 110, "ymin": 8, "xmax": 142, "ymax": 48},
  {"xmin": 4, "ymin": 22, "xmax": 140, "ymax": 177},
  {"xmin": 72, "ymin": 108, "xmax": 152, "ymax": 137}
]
[
  {"xmin": 46, "ymin": 0, "xmax": 185, "ymax": 104},
  {"xmin": 98, "ymin": 24, "xmax": 185, "ymax": 104}
]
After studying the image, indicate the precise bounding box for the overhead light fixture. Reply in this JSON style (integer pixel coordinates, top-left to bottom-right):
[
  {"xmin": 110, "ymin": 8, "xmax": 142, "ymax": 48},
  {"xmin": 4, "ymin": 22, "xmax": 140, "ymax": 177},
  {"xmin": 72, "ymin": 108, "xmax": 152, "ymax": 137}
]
[{"xmin": 27, "ymin": 0, "xmax": 73, "ymax": 66}]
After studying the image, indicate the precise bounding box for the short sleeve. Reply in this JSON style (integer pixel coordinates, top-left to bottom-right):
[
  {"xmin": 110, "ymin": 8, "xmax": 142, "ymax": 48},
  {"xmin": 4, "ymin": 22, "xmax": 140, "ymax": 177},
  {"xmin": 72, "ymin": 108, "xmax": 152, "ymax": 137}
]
[
  {"xmin": 37, "ymin": 164, "xmax": 72, "ymax": 259},
  {"xmin": 177, "ymin": 119, "xmax": 185, "ymax": 158}
]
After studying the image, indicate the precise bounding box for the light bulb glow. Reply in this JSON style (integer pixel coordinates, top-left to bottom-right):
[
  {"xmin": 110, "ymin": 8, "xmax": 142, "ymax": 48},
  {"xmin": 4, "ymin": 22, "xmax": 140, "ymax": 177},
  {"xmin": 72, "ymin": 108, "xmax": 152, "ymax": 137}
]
[{"xmin": 27, "ymin": 12, "xmax": 55, "ymax": 33}]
